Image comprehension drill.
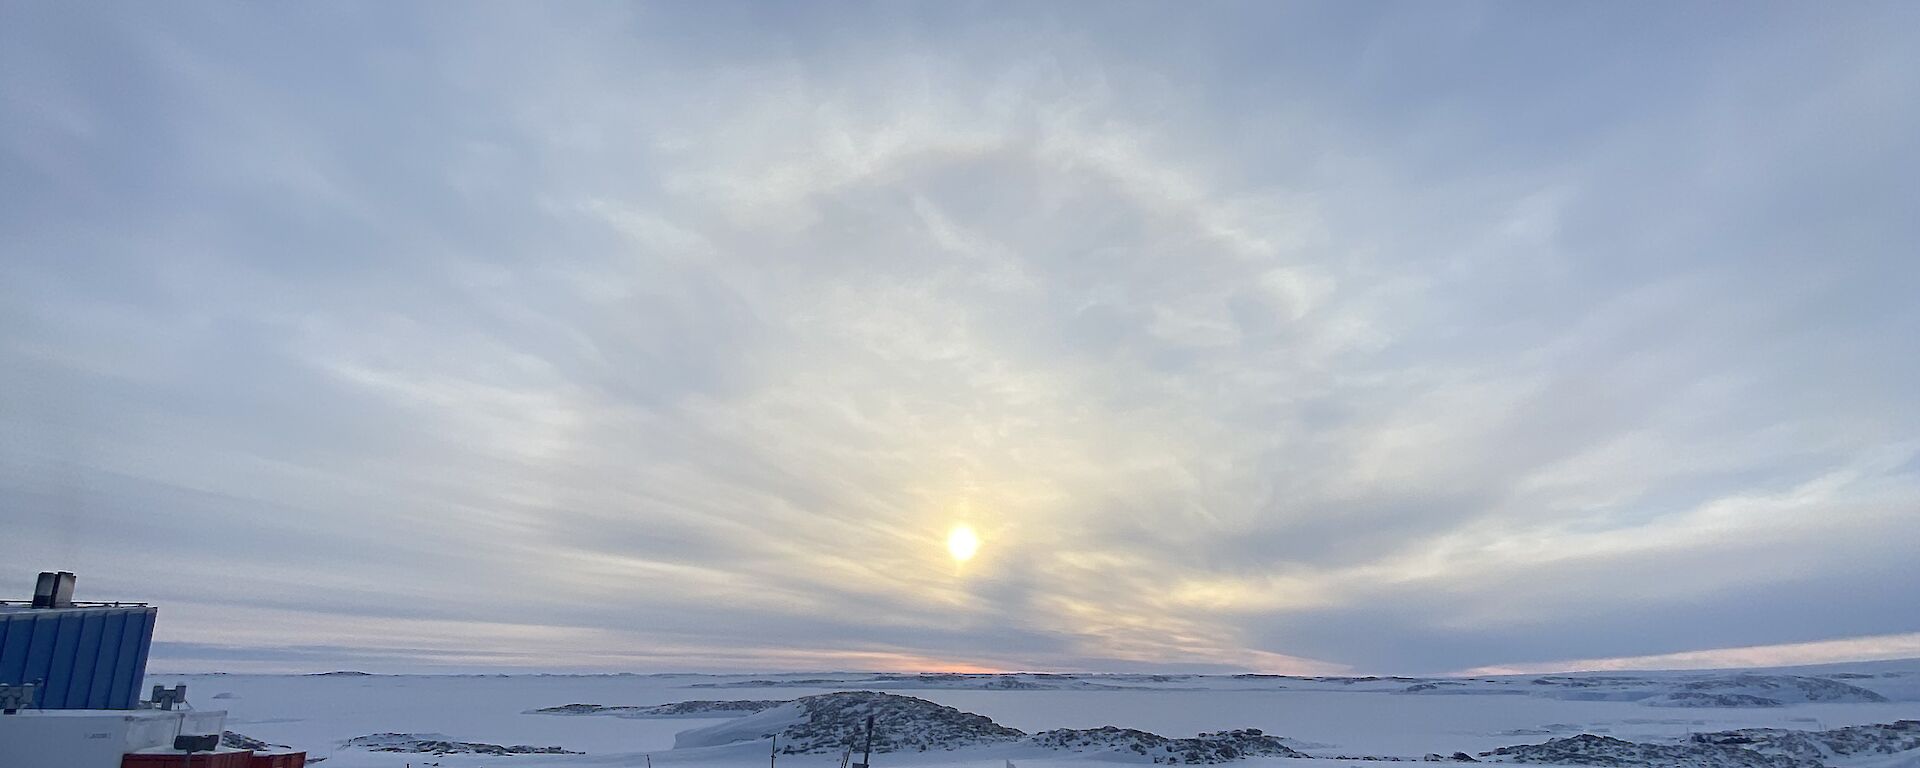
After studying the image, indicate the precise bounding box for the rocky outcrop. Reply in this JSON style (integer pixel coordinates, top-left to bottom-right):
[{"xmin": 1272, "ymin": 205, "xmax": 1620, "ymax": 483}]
[
  {"xmin": 529, "ymin": 699, "xmax": 784, "ymax": 717},
  {"xmin": 1691, "ymin": 720, "xmax": 1920, "ymax": 761},
  {"xmin": 670, "ymin": 691, "xmax": 1296, "ymax": 762},
  {"xmin": 1670, "ymin": 676, "xmax": 1887, "ymax": 704},
  {"xmin": 343, "ymin": 733, "xmax": 579, "ymax": 755},
  {"xmin": 1026, "ymin": 726, "xmax": 1305, "ymax": 764},
  {"xmin": 773, "ymin": 691, "xmax": 1027, "ymax": 753},
  {"xmin": 1483, "ymin": 734, "xmax": 1818, "ymax": 768},
  {"xmin": 1645, "ymin": 692, "xmax": 1784, "ymax": 708},
  {"xmin": 220, "ymin": 731, "xmax": 287, "ymax": 752}
]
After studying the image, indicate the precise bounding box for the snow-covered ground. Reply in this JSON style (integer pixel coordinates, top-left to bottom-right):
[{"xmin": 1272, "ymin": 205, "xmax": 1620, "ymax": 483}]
[{"xmin": 145, "ymin": 659, "xmax": 1920, "ymax": 768}]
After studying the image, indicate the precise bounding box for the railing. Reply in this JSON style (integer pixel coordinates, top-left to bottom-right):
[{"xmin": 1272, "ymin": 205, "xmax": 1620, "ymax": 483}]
[{"xmin": 0, "ymin": 599, "xmax": 151, "ymax": 607}]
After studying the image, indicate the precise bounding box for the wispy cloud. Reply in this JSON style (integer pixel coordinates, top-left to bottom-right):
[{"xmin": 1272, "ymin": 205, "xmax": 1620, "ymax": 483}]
[{"xmin": 3, "ymin": 2, "xmax": 1917, "ymax": 674}]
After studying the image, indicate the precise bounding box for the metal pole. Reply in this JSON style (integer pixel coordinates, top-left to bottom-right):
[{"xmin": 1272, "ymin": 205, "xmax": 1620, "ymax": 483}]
[
  {"xmin": 859, "ymin": 713, "xmax": 875, "ymax": 768},
  {"xmin": 771, "ymin": 733, "xmax": 778, "ymax": 768}
]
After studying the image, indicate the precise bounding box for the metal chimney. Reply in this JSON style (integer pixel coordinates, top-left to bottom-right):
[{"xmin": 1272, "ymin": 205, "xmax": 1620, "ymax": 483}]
[
  {"xmin": 31, "ymin": 572, "xmax": 55, "ymax": 608},
  {"xmin": 29, "ymin": 572, "xmax": 76, "ymax": 608},
  {"xmin": 52, "ymin": 572, "xmax": 75, "ymax": 608}
]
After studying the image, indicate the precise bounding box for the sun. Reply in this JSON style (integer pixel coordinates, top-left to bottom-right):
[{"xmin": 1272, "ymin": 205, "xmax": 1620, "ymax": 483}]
[{"xmin": 947, "ymin": 524, "xmax": 980, "ymax": 563}]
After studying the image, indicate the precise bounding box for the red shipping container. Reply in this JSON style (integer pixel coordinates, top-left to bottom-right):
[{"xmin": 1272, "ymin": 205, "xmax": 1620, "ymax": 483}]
[
  {"xmin": 123, "ymin": 750, "xmax": 255, "ymax": 768},
  {"xmin": 250, "ymin": 753, "xmax": 307, "ymax": 768}
]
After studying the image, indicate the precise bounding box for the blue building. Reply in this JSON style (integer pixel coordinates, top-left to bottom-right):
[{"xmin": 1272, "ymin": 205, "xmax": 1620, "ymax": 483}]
[{"xmin": 0, "ymin": 572, "xmax": 157, "ymax": 710}]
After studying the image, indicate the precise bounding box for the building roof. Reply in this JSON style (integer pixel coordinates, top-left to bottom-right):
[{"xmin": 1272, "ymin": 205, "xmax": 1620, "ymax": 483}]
[{"xmin": 0, "ymin": 602, "xmax": 151, "ymax": 616}]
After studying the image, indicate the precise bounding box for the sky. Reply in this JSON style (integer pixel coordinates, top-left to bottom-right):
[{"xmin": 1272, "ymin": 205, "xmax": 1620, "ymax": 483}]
[{"xmin": 2, "ymin": 1, "xmax": 1918, "ymax": 677}]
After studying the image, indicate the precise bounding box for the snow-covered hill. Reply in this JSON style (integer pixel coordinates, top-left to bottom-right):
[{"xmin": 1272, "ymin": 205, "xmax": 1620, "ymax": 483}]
[
  {"xmin": 672, "ymin": 691, "xmax": 1302, "ymax": 763},
  {"xmin": 1026, "ymin": 726, "xmax": 1305, "ymax": 763},
  {"xmin": 1652, "ymin": 677, "xmax": 1891, "ymax": 707},
  {"xmin": 528, "ymin": 699, "xmax": 784, "ymax": 718},
  {"xmin": 1691, "ymin": 721, "xmax": 1920, "ymax": 763},
  {"xmin": 675, "ymin": 691, "xmax": 1025, "ymax": 753},
  {"xmin": 1484, "ymin": 733, "xmax": 1818, "ymax": 768},
  {"xmin": 1483, "ymin": 720, "xmax": 1920, "ymax": 768}
]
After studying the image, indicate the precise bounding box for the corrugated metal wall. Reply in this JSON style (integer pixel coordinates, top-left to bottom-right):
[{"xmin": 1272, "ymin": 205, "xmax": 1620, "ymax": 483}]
[{"xmin": 0, "ymin": 606, "xmax": 157, "ymax": 709}]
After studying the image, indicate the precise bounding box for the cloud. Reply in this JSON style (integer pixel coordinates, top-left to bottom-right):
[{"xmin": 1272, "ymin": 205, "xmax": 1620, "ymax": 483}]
[{"xmin": 2, "ymin": 2, "xmax": 1918, "ymax": 674}]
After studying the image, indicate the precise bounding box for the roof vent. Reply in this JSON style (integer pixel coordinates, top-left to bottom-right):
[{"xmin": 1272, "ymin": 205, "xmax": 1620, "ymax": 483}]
[
  {"xmin": 31, "ymin": 571, "xmax": 76, "ymax": 609},
  {"xmin": 150, "ymin": 684, "xmax": 188, "ymax": 711}
]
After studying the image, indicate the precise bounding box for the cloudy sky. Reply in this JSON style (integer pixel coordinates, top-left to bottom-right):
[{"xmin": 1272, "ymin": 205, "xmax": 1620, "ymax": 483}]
[{"xmin": 3, "ymin": 2, "xmax": 1918, "ymax": 676}]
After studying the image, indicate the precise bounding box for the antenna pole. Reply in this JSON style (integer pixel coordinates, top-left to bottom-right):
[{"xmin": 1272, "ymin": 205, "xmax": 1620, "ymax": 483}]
[
  {"xmin": 860, "ymin": 713, "xmax": 875, "ymax": 768},
  {"xmin": 771, "ymin": 733, "xmax": 778, "ymax": 768}
]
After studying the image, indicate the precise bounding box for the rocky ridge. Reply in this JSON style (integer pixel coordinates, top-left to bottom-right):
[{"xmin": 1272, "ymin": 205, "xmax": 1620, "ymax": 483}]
[
  {"xmin": 1484, "ymin": 734, "xmax": 1818, "ymax": 768},
  {"xmin": 1027, "ymin": 726, "xmax": 1305, "ymax": 764},
  {"xmin": 1690, "ymin": 721, "xmax": 1920, "ymax": 762},
  {"xmin": 772, "ymin": 691, "xmax": 1026, "ymax": 753},
  {"xmin": 1645, "ymin": 693, "xmax": 1785, "ymax": 708},
  {"xmin": 1671, "ymin": 676, "xmax": 1888, "ymax": 704},
  {"xmin": 673, "ymin": 691, "xmax": 1297, "ymax": 763},
  {"xmin": 1484, "ymin": 721, "xmax": 1920, "ymax": 768},
  {"xmin": 343, "ymin": 733, "xmax": 579, "ymax": 755},
  {"xmin": 220, "ymin": 731, "xmax": 287, "ymax": 752},
  {"xmin": 529, "ymin": 699, "xmax": 784, "ymax": 717}
]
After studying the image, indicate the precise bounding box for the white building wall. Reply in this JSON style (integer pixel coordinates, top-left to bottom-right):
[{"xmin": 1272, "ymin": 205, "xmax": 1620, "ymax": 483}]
[{"xmin": 0, "ymin": 709, "xmax": 228, "ymax": 768}]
